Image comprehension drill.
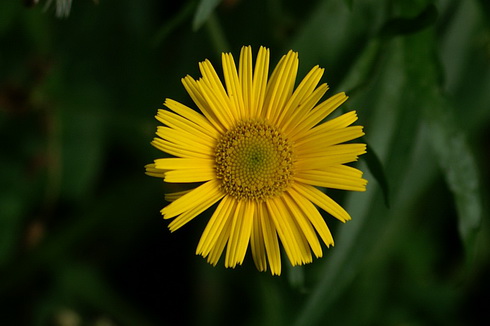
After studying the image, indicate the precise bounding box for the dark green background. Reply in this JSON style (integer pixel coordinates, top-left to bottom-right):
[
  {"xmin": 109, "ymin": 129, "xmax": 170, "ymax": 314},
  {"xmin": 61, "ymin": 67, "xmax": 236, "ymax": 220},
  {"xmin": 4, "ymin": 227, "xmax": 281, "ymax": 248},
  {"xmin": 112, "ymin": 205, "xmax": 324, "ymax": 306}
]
[{"xmin": 1, "ymin": 0, "xmax": 489, "ymax": 325}]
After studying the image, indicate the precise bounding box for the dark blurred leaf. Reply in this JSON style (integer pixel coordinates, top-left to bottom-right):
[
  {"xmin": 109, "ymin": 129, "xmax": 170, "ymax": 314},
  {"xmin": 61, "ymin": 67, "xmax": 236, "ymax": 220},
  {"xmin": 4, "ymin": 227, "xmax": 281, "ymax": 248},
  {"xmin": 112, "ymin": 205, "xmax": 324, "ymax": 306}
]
[
  {"xmin": 59, "ymin": 108, "xmax": 105, "ymax": 201},
  {"xmin": 193, "ymin": 0, "xmax": 222, "ymax": 30},
  {"xmin": 294, "ymin": 37, "xmax": 409, "ymax": 326},
  {"xmin": 0, "ymin": 1, "xmax": 19, "ymax": 33},
  {"xmin": 0, "ymin": 189, "xmax": 25, "ymax": 265},
  {"xmin": 341, "ymin": 39, "xmax": 384, "ymax": 96},
  {"xmin": 424, "ymin": 99, "xmax": 482, "ymax": 255},
  {"xmin": 343, "ymin": 0, "xmax": 354, "ymax": 10},
  {"xmin": 291, "ymin": 0, "xmax": 388, "ymax": 86},
  {"xmin": 477, "ymin": 0, "xmax": 490, "ymax": 21},
  {"xmin": 0, "ymin": 113, "xmax": 46, "ymax": 266},
  {"xmin": 403, "ymin": 25, "xmax": 482, "ymax": 256},
  {"xmin": 380, "ymin": 3, "xmax": 438, "ymax": 39},
  {"xmin": 362, "ymin": 139, "xmax": 390, "ymax": 207},
  {"xmin": 287, "ymin": 264, "xmax": 306, "ymax": 292},
  {"xmin": 0, "ymin": 175, "xmax": 160, "ymax": 293},
  {"xmin": 55, "ymin": 82, "xmax": 108, "ymax": 201},
  {"xmin": 55, "ymin": 263, "xmax": 158, "ymax": 326},
  {"xmin": 153, "ymin": 1, "xmax": 196, "ymax": 46}
]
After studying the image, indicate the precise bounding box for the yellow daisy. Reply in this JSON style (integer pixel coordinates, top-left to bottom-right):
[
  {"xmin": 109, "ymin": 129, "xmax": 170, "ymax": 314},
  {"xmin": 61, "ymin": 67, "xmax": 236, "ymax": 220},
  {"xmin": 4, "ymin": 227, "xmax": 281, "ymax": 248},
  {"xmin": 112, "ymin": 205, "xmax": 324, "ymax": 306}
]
[{"xmin": 146, "ymin": 46, "xmax": 367, "ymax": 275}]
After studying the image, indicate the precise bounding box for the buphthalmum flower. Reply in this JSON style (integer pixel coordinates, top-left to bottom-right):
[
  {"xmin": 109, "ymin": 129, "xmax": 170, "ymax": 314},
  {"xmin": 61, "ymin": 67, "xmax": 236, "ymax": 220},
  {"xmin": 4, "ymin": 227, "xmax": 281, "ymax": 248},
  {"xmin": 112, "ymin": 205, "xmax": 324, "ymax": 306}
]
[{"xmin": 146, "ymin": 46, "xmax": 367, "ymax": 275}]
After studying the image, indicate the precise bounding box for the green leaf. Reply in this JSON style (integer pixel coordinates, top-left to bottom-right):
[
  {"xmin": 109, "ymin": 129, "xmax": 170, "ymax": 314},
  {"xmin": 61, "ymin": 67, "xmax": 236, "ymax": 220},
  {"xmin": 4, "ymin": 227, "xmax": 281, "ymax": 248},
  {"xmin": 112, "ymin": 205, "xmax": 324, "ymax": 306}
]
[
  {"xmin": 362, "ymin": 139, "xmax": 390, "ymax": 207},
  {"xmin": 54, "ymin": 263, "xmax": 157, "ymax": 326},
  {"xmin": 424, "ymin": 99, "xmax": 482, "ymax": 253},
  {"xmin": 290, "ymin": 0, "xmax": 385, "ymax": 80},
  {"xmin": 293, "ymin": 38, "xmax": 408, "ymax": 326},
  {"xmin": 193, "ymin": 0, "xmax": 222, "ymax": 31},
  {"xmin": 0, "ymin": 191, "xmax": 25, "ymax": 265},
  {"xmin": 59, "ymin": 108, "xmax": 105, "ymax": 201},
  {"xmin": 477, "ymin": 0, "xmax": 490, "ymax": 21},
  {"xmin": 153, "ymin": 1, "xmax": 196, "ymax": 46},
  {"xmin": 0, "ymin": 0, "xmax": 19, "ymax": 34},
  {"xmin": 287, "ymin": 264, "xmax": 306, "ymax": 292},
  {"xmin": 343, "ymin": 0, "xmax": 354, "ymax": 10},
  {"xmin": 379, "ymin": 3, "xmax": 438, "ymax": 39},
  {"xmin": 402, "ymin": 25, "xmax": 482, "ymax": 256}
]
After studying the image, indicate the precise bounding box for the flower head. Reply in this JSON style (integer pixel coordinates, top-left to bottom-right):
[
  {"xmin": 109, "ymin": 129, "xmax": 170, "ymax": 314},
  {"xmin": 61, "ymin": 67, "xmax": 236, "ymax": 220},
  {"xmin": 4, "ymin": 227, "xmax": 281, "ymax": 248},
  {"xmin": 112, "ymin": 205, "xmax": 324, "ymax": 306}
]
[{"xmin": 146, "ymin": 46, "xmax": 367, "ymax": 275}]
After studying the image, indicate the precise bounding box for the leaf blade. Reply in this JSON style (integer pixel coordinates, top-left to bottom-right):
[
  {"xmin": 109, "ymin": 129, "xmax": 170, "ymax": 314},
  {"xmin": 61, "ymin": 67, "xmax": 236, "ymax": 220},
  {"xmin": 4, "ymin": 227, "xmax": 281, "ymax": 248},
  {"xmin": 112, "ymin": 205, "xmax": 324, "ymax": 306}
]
[{"xmin": 193, "ymin": 0, "xmax": 222, "ymax": 31}]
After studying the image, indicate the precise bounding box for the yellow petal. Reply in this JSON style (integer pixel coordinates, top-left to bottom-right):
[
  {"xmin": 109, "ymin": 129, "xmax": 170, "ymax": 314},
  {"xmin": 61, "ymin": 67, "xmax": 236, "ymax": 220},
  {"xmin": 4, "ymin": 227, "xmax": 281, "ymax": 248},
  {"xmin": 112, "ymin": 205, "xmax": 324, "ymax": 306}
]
[
  {"xmin": 296, "ymin": 111, "xmax": 360, "ymax": 143},
  {"xmin": 239, "ymin": 46, "xmax": 253, "ymax": 119},
  {"xmin": 288, "ymin": 185, "xmax": 334, "ymax": 246},
  {"xmin": 292, "ymin": 182, "xmax": 352, "ymax": 222},
  {"xmin": 196, "ymin": 195, "xmax": 235, "ymax": 257},
  {"xmin": 290, "ymin": 92, "xmax": 348, "ymax": 139},
  {"xmin": 317, "ymin": 110, "xmax": 359, "ymax": 131},
  {"xmin": 163, "ymin": 98, "xmax": 219, "ymax": 139},
  {"xmin": 266, "ymin": 197, "xmax": 312, "ymax": 266},
  {"xmin": 282, "ymin": 83, "xmax": 329, "ymax": 136},
  {"xmin": 154, "ymin": 158, "xmax": 214, "ymax": 170},
  {"xmin": 156, "ymin": 126, "xmax": 214, "ymax": 156},
  {"xmin": 251, "ymin": 46, "xmax": 270, "ymax": 118},
  {"xmin": 144, "ymin": 163, "xmax": 166, "ymax": 178},
  {"xmin": 258, "ymin": 202, "xmax": 281, "ymax": 275},
  {"xmin": 206, "ymin": 201, "xmax": 235, "ymax": 265},
  {"xmin": 296, "ymin": 143, "xmax": 367, "ymax": 168},
  {"xmin": 151, "ymin": 138, "xmax": 210, "ymax": 159},
  {"xmin": 181, "ymin": 75, "xmax": 226, "ymax": 133},
  {"xmin": 165, "ymin": 189, "xmax": 192, "ymax": 202},
  {"xmin": 283, "ymin": 191, "xmax": 323, "ymax": 258},
  {"xmin": 222, "ymin": 52, "xmax": 245, "ymax": 120},
  {"xmin": 295, "ymin": 168, "xmax": 368, "ymax": 192},
  {"xmin": 275, "ymin": 65, "xmax": 325, "ymax": 128},
  {"xmin": 197, "ymin": 79, "xmax": 235, "ymax": 129},
  {"xmin": 198, "ymin": 59, "xmax": 238, "ymax": 125},
  {"xmin": 263, "ymin": 50, "xmax": 298, "ymax": 122},
  {"xmin": 167, "ymin": 188, "xmax": 223, "ymax": 232},
  {"xmin": 164, "ymin": 169, "xmax": 215, "ymax": 183},
  {"xmin": 295, "ymin": 126, "xmax": 365, "ymax": 152},
  {"xmin": 250, "ymin": 203, "xmax": 267, "ymax": 272},
  {"xmin": 225, "ymin": 200, "xmax": 254, "ymax": 268},
  {"xmin": 156, "ymin": 109, "xmax": 216, "ymax": 144},
  {"xmin": 161, "ymin": 179, "xmax": 222, "ymax": 219}
]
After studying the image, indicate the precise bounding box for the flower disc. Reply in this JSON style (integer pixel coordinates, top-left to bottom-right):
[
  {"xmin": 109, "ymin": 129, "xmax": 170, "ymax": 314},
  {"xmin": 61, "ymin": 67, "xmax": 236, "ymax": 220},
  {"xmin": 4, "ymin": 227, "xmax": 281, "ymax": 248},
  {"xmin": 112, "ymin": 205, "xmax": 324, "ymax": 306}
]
[{"xmin": 215, "ymin": 120, "xmax": 294, "ymax": 201}]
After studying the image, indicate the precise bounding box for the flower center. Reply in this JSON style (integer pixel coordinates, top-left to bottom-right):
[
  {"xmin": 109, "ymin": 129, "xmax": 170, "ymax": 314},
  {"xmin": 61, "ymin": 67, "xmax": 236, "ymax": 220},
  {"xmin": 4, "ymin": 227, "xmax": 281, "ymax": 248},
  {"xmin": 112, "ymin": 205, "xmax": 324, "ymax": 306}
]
[{"xmin": 215, "ymin": 120, "xmax": 294, "ymax": 201}]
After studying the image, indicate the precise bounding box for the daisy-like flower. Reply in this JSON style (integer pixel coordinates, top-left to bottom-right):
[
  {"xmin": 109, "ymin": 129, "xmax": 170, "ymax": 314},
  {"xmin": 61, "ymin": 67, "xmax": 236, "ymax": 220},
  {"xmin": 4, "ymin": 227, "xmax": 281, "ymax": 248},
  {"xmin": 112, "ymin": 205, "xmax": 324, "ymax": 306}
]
[{"xmin": 146, "ymin": 46, "xmax": 367, "ymax": 275}]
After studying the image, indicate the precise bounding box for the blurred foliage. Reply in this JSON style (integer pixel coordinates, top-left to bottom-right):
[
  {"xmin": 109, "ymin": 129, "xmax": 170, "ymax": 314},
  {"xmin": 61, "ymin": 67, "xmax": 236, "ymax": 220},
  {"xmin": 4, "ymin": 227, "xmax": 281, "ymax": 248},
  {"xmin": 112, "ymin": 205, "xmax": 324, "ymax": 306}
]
[{"xmin": 0, "ymin": 0, "xmax": 489, "ymax": 325}]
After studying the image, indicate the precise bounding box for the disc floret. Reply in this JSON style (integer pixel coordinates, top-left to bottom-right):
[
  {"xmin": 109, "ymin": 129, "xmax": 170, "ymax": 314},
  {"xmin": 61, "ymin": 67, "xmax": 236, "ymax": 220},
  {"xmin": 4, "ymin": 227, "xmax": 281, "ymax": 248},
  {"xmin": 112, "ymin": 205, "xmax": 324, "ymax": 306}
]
[{"xmin": 215, "ymin": 120, "xmax": 294, "ymax": 201}]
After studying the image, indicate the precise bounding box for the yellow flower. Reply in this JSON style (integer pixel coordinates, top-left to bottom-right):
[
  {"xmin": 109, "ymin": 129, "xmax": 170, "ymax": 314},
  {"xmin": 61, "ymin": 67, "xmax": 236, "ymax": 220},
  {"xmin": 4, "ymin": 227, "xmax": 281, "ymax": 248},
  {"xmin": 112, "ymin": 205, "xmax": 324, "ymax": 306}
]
[{"xmin": 146, "ymin": 46, "xmax": 367, "ymax": 275}]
